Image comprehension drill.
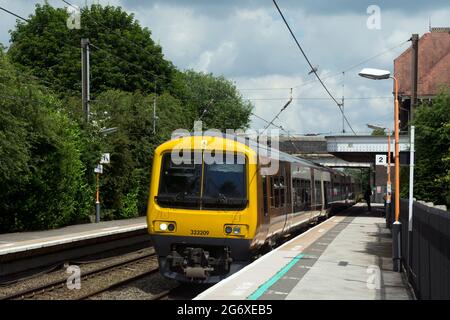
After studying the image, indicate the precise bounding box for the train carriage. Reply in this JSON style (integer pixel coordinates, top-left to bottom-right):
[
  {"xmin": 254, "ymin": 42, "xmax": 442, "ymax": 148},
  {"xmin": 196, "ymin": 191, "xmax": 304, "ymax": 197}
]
[{"xmin": 147, "ymin": 134, "xmax": 356, "ymax": 283}]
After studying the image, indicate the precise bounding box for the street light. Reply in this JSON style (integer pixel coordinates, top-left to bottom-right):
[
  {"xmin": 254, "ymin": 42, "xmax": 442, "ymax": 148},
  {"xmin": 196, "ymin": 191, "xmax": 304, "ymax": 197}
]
[
  {"xmin": 360, "ymin": 68, "xmax": 402, "ymax": 272},
  {"xmin": 367, "ymin": 124, "xmax": 392, "ymax": 209}
]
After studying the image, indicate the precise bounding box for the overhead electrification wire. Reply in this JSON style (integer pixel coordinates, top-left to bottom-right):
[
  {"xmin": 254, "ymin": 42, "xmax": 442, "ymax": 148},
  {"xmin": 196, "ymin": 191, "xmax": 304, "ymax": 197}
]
[
  {"xmin": 61, "ymin": 0, "xmax": 76, "ymax": 8},
  {"xmin": 237, "ymin": 40, "xmax": 408, "ymax": 91},
  {"xmin": 251, "ymin": 112, "xmax": 304, "ymax": 155},
  {"xmin": 261, "ymin": 88, "xmax": 293, "ymax": 135},
  {"xmin": 0, "ymin": 6, "xmax": 29, "ymax": 22},
  {"xmin": 242, "ymin": 96, "xmax": 393, "ymax": 101},
  {"xmin": 272, "ymin": 0, "xmax": 356, "ymax": 135},
  {"xmin": 251, "ymin": 112, "xmax": 285, "ymax": 132}
]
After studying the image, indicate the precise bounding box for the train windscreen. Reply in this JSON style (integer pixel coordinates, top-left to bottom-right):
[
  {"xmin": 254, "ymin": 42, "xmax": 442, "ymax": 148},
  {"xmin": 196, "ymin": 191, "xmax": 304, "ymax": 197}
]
[
  {"xmin": 157, "ymin": 152, "xmax": 202, "ymax": 209},
  {"xmin": 156, "ymin": 152, "xmax": 247, "ymax": 210},
  {"xmin": 202, "ymin": 153, "xmax": 247, "ymax": 209}
]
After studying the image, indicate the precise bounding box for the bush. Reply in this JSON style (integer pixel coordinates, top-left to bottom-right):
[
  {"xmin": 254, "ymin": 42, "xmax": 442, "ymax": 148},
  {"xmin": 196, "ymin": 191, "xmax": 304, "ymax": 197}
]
[{"xmin": 0, "ymin": 52, "xmax": 92, "ymax": 232}]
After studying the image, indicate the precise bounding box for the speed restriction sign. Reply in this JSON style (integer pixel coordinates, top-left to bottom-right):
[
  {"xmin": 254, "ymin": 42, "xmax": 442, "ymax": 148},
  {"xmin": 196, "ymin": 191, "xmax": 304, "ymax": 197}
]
[{"xmin": 375, "ymin": 154, "xmax": 387, "ymax": 165}]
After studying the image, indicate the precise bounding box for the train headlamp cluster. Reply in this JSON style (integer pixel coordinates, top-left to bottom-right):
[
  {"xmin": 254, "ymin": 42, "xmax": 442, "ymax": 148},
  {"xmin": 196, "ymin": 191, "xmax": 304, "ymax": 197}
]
[
  {"xmin": 154, "ymin": 221, "xmax": 176, "ymax": 232},
  {"xmin": 224, "ymin": 224, "xmax": 247, "ymax": 237}
]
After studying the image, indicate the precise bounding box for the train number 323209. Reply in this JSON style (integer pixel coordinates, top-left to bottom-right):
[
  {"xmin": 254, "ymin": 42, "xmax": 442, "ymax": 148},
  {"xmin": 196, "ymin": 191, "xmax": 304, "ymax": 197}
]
[{"xmin": 190, "ymin": 229, "xmax": 210, "ymax": 236}]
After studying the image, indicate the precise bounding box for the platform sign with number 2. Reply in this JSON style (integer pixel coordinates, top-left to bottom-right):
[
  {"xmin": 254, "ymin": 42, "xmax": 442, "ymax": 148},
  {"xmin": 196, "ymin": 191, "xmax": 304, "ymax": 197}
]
[{"xmin": 375, "ymin": 154, "xmax": 387, "ymax": 166}]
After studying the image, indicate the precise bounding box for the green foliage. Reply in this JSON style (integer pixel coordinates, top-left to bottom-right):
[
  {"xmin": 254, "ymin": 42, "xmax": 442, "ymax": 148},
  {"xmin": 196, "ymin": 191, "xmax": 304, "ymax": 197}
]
[
  {"xmin": 8, "ymin": 3, "xmax": 174, "ymax": 95},
  {"xmin": 371, "ymin": 128, "xmax": 386, "ymax": 136},
  {"xmin": 172, "ymin": 70, "xmax": 253, "ymax": 130},
  {"xmin": 0, "ymin": 52, "xmax": 92, "ymax": 232},
  {"xmin": 412, "ymin": 91, "xmax": 450, "ymax": 206},
  {"xmin": 90, "ymin": 90, "xmax": 192, "ymax": 217},
  {"xmin": 1, "ymin": 3, "xmax": 253, "ymax": 232}
]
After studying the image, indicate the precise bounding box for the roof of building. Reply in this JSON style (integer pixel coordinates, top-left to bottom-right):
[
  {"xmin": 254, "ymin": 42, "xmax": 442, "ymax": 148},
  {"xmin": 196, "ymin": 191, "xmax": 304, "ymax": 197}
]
[{"xmin": 394, "ymin": 28, "xmax": 450, "ymax": 98}]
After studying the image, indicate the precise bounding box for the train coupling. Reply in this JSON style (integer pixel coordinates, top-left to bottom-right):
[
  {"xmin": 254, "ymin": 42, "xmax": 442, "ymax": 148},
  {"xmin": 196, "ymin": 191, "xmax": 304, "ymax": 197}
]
[
  {"xmin": 184, "ymin": 266, "xmax": 214, "ymax": 279},
  {"xmin": 167, "ymin": 246, "xmax": 232, "ymax": 280}
]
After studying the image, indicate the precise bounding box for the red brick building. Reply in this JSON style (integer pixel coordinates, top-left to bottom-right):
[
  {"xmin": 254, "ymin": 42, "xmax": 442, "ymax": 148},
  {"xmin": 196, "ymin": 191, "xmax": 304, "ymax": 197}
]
[{"xmin": 394, "ymin": 27, "xmax": 450, "ymax": 129}]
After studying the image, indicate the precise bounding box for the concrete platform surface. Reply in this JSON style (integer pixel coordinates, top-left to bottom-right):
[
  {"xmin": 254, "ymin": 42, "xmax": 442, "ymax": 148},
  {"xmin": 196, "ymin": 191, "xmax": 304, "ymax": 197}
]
[
  {"xmin": 195, "ymin": 204, "xmax": 413, "ymax": 300},
  {"xmin": 0, "ymin": 217, "xmax": 147, "ymax": 255}
]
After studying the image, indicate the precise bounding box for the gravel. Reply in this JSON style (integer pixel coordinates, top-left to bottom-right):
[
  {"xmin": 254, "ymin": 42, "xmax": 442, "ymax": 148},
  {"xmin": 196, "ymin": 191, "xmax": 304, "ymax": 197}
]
[{"xmin": 0, "ymin": 247, "xmax": 155, "ymax": 299}]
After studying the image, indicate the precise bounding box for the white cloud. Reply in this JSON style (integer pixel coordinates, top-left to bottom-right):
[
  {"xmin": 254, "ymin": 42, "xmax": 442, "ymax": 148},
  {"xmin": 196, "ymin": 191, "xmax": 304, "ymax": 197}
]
[
  {"xmin": 189, "ymin": 41, "xmax": 238, "ymax": 73},
  {"xmin": 1, "ymin": 0, "xmax": 449, "ymax": 134}
]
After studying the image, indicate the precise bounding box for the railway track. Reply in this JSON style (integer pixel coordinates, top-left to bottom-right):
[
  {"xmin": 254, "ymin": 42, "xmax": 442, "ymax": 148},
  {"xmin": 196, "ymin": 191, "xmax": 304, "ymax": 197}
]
[
  {"xmin": 150, "ymin": 288, "xmax": 173, "ymax": 300},
  {"xmin": 1, "ymin": 253, "xmax": 159, "ymax": 300}
]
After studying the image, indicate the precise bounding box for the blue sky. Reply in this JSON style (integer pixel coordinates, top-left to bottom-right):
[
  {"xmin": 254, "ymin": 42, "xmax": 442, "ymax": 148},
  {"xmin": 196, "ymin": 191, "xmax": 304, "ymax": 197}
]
[{"xmin": 1, "ymin": 0, "xmax": 449, "ymax": 134}]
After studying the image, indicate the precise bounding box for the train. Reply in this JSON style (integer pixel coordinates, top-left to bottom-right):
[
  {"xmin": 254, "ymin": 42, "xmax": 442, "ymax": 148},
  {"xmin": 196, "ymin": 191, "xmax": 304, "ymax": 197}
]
[{"xmin": 147, "ymin": 134, "xmax": 358, "ymax": 283}]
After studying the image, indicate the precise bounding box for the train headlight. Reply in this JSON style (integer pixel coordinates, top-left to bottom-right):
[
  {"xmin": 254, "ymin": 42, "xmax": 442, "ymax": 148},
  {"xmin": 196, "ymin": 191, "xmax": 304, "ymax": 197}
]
[
  {"xmin": 224, "ymin": 225, "xmax": 247, "ymax": 236},
  {"xmin": 154, "ymin": 221, "xmax": 176, "ymax": 233},
  {"xmin": 159, "ymin": 223, "xmax": 168, "ymax": 231}
]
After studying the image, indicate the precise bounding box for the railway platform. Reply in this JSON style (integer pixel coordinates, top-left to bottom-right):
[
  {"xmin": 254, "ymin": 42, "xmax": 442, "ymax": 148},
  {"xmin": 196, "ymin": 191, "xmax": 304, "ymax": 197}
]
[
  {"xmin": 195, "ymin": 204, "xmax": 414, "ymax": 300},
  {"xmin": 0, "ymin": 217, "xmax": 148, "ymax": 279}
]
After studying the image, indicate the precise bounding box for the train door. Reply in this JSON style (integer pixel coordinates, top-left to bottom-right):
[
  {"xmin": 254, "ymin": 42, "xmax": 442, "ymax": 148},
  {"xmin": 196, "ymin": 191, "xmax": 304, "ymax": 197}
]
[
  {"xmin": 291, "ymin": 165, "xmax": 311, "ymax": 229},
  {"xmin": 255, "ymin": 173, "xmax": 271, "ymax": 245},
  {"xmin": 323, "ymin": 180, "xmax": 328, "ymax": 208},
  {"xmin": 282, "ymin": 162, "xmax": 293, "ymax": 234},
  {"xmin": 321, "ymin": 178, "xmax": 325, "ymax": 211},
  {"xmin": 266, "ymin": 161, "xmax": 290, "ymax": 238},
  {"xmin": 262, "ymin": 176, "xmax": 268, "ymax": 217},
  {"xmin": 322, "ymin": 171, "xmax": 331, "ymax": 217},
  {"xmin": 311, "ymin": 169, "xmax": 323, "ymax": 219}
]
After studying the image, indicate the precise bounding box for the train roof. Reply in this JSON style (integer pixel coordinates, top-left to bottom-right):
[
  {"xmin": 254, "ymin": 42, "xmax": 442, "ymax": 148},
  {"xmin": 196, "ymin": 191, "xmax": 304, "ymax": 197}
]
[{"xmin": 166, "ymin": 133, "xmax": 350, "ymax": 177}]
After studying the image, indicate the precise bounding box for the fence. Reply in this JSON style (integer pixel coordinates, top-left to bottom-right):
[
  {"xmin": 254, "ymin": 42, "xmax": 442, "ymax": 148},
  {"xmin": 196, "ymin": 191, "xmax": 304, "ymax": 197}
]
[{"xmin": 386, "ymin": 196, "xmax": 450, "ymax": 299}]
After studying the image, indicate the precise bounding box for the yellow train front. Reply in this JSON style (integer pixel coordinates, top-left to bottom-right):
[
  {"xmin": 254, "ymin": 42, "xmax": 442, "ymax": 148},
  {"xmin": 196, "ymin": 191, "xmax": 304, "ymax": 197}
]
[
  {"xmin": 147, "ymin": 134, "xmax": 355, "ymax": 283},
  {"xmin": 147, "ymin": 135, "xmax": 259, "ymax": 283}
]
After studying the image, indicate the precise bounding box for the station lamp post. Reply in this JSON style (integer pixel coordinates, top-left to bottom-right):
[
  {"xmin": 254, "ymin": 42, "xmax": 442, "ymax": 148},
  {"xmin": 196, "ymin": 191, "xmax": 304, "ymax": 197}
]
[
  {"xmin": 95, "ymin": 127, "xmax": 118, "ymax": 223},
  {"xmin": 359, "ymin": 68, "xmax": 402, "ymax": 272},
  {"xmin": 367, "ymin": 124, "xmax": 392, "ymax": 212}
]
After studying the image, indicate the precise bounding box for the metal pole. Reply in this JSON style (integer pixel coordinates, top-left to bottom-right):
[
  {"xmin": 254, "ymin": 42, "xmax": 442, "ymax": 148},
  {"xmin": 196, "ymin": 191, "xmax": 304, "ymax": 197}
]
[
  {"xmin": 81, "ymin": 38, "xmax": 90, "ymax": 123},
  {"xmin": 95, "ymin": 172, "xmax": 100, "ymax": 223},
  {"xmin": 387, "ymin": 129, "xmax": 391, "ymax": 199},
  {"xmin": 410, "ymin": 34, "xmax": 419, "ymax": 123},
  {"xmin": 407, "ymin": 125, "xmax": 415, "ymax": 274},
  {"xmin": 386, "ymin": 129, "xmax": 391, "ymax": 218},
  {"xmin": 391, "ymin": 76, "xmax": 402, "ymax": 271},
  {"xmin": 408, "ymin": 126, "xmax": 415, "ymax": 230},
  {"xmin": 392, "ymin": 76, "xmax": 401, "ymax": 222},
  {"xmin": 342, "ymin": 72, "xmax": 345, "ymax": 133}
]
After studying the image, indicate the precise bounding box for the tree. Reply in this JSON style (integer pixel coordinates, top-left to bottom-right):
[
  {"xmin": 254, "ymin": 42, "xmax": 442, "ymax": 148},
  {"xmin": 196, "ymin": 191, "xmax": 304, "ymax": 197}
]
[
  {"xmin": 0, "ymin": 51, "xmax": 93, "ymax": 232},
  {"xmin": 172, "ymin": 70, "xmax": 253, "ymax": 131},
  {"xmin": 8, "ymin": 3, "xmax": 175, "ymax": 96},
  {"xmin": 412, "ymin": 91, "xmax": 450, "ymax": 207},
  {"xmin": 2, "ymin": 3, "xmax": 254, "ymax": 231},
  {"xmin": 371, "ymin": 128, "xmax": 386, "ymax": 136},
  {"xmin": 90, "ymin": 90, "xmax": 192, "ymax": 218}
]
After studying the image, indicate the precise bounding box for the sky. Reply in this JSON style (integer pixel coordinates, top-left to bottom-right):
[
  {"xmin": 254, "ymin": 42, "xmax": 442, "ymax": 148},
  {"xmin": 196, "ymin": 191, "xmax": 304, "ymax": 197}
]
[{"xmin": 1, "ymin": 0, "xmax": 449, "ymax": 135}]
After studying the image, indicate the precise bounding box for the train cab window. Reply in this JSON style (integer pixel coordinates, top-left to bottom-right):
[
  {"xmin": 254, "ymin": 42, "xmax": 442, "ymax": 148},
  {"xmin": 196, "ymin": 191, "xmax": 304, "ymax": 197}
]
[
  {"xmin": 202, "ymin": 153, "xmax": 247, "ymax": 209},
  {"xmin": 157, "ymin": 152, "xmax": 247, "ymax": 210},
  {"xmin": 157, "ymin": 152, "xmax": 202, "ymax": 209}
]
